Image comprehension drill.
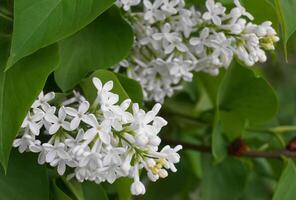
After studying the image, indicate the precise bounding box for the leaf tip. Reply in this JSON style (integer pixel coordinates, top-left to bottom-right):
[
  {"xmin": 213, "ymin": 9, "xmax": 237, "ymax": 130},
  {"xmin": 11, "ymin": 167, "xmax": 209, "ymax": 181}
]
[{"xmin": 4, "ymin": 57, "xmax": 14, "ymax": 72}]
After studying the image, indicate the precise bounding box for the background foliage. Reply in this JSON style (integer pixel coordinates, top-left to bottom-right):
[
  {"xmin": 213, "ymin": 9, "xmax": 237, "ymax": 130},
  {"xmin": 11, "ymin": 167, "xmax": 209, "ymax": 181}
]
[{"xmin": 1, "ymin": 0, "xmax": 296, "ymax": 199}]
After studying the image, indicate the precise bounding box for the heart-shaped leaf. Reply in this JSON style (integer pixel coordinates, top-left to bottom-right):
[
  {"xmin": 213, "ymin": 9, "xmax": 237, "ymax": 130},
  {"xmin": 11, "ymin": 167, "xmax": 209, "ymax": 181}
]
[
  {"xmin": 54, "ymin": 6, "xmax": 133, "ymax": 92},
  {"xmin": 6, "ymin": 0, "xmax": 114, "ymax": 69},
  {"xmin": 0, "ymin": 37, "xmax": 59, "ymax": 169}
]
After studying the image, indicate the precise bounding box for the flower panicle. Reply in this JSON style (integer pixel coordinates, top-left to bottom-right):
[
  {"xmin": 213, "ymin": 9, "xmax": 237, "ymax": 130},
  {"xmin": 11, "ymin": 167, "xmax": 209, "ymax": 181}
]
[
  {"xmin": 114, "ymin": 0, "xmax": 279, "ymax": 102},
  {"xmin": 13, "ymin": 77, "xmax": 181, "ymax": 196}
]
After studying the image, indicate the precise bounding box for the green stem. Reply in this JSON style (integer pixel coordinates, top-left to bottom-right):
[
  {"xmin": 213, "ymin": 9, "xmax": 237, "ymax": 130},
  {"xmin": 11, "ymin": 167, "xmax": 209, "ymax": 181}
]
[
  {"xmin": 0, "ymin": 12, "xmax": 12, "ymax": 22},
  {"xmin": 247, "ymin": 125, "xmax": 296, "ymax": 134}
]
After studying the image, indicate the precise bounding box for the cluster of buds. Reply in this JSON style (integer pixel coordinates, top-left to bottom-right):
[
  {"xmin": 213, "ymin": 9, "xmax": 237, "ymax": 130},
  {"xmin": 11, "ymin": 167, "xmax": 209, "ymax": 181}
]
[
  {"xmin": 13, "ymin": 77, "xmax": 181, "ymax": 195},
  {"xmin": 114, "ymin": 0, "xmax": 279, "ymax": 102}
]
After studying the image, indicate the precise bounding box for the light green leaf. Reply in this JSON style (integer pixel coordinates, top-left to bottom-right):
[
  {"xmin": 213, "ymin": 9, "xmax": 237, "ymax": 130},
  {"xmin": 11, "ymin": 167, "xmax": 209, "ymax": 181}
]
[
  {"xmin": 0, "ymin": 151, "xmax": 49, "ymax": 200},
  {"xmin": 201, "ymin": 156, "xmax": 249, "ymax": 200},
  {"xmin": 212, "ymin": 113, "xmax": 227, "ymax": 162},
  {"xmin": 0, "ymin": 37, "xmax": 59, "ymax": 169},
  {"xmin": 274, "ymin": 0, "xmax": 296, "ymax": 58},
  {"xmin": 273, "ymin": 160, "xmax": 296, "ymax": 200},
  {"xmin": 217, "ymin": 63, "xmax": 278, "ymax": 138},
  {"xmin": 242, "ymin": 0, "xmax": 278, "ymax": 25},
  {"xmin": 55, "ymin": 6, "xmax": 133, "ymax": 91},
  {"xmin": 6, "ymin": 0, "xmax": 115, "ymax": 69}
]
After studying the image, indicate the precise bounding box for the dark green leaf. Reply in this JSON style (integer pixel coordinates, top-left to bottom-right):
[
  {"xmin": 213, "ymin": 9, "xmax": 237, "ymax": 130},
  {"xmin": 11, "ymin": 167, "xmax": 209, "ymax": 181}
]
[
  {"xmin": 6, "ymin": 0, "xmax": 115, "ymax": 69},
  {"xmin": 0, "ymin": 37, "xmax": 59, "ymax": 169},
  {"xmin": 115, "ymin": 177, "xmax": 132, "ymax": 200},
  {"xmin": 82, "ymin": 181, "xmax": 108, "ymax": 200},
  {"xmin": 116, "ymin": 74, "xmax": 143, "ymax": 105},
  {"xmin": 0, "ymin": 151, "xmax": 49, "ymax": 200},
  {"xmin": 52, "ymin": 179, "xmax": 72, "ymax": 200},
  {"xmin": 201, "ymin": 156, "xmax": 249, "ymax": 200},
  {"xmin": 197, "ymin": 71, "xmax": 225, "ymax": 107},
  {"xmin": 55, "ymin": 6, "xmax": 133, "ymax": 91}
]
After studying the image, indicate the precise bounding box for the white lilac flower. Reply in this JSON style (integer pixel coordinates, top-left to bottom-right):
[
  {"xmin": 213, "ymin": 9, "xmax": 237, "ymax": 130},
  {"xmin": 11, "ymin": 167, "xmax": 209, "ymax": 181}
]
[
  {"xmin": 143, "ymin": 0, "xmax": 165, "ymax": 23},
  {"xmin": 13, "ymin": 129, "xmax": 40, "ymax": 153},
  {"xmin": 45, "ymin": 107, "xmax": 71, "ymax": 134},
  {"xmin": 21, "ymin": 108, "xmax": 44, "ymax": 135},
  {"xmin": 82, "ymin": 114, "xmax": 112, "ymax": 144},
  {"xmin": 113, "ymin": 0, "xmax": 279, "ymax": 102},
  {"xmin": 117, "ymin": 0, "xmax": 141, "ymax": 11},
  {"xmin": 65, "ymin": 101, "xmax": 90, "ymax": 129},
  {"xmin": 202, "ymin": 0, "xmax": 225, "ymax": 25},
  {"xmin": 13, "ymin": 77, "xmax": 181, "ymax": 196},
  {"xmin": 32, "ymin": 91, "xmax": 55, "ymax": 110}
]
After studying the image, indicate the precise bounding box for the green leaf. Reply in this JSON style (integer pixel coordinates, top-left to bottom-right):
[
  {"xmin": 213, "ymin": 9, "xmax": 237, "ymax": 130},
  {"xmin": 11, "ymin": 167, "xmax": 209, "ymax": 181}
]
[
  {"xmin": 201, "ymin": 156, "xmax": 249, "ymax": 200},
  {"xmin": 80, "ymin": 69, "xmax": 135, "ymax": 104},
  {"xmin": 52, "ymin": 179, "xmax": 72, "ymax": 200},
  {"xmin": 54, "ymin": 6, "xmax": 133, "ymax": 91},
  {"xmin": 212, "ymin": 113, "xmax": 227, "ymax": 162},
  {"xmin": 60, "ymin": 178, "xmax": 84, "ymax": 200},
  {"xmin": 6, "ymin": 0, "xmax": 115, "ymax": 69},
  {"xmin": 197, "ymin": 71, "xmax": 225, "ymax": 106},
  {"xmin": 0, "ymin": 151, "xmax": 49, "ymax": 200},
  {"xmin": 242, "ymin": 0, "xmax": 278, "ymax": 25},
  {"xmin": 53, "ymin": 178, "xmax": 108, "ymax": 200},
  {"xmin": 116, "ymin": 74, "xmax": 143, "ymax": 105},
  {"xmin": 217, "ymin": 63, "xmax": 278, "ymax": 138},
  {"xmin": 273, "ymin": 160, "xmax": 296, "ymax": 200},
  {"xmin": 0, "ymin": 37, "xmax": 59, "ymax": 169},
  {"xmin": 274, "ymin": 0, "xmax": 296, "ymax": 59},
  {"xmin": 115, "ymin": 177, "xmax": 132, "ymax": 200},
  {"xmin": 82, "ymin": 181, "xmax": 108, "ymax": 200}
]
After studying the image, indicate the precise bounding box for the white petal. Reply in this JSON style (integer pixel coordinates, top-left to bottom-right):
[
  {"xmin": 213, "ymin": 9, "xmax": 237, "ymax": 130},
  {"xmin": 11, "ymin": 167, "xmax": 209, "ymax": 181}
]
[
  {"xmin": 109, "ymin": 94, "xmax": 119, "ymax": 105},
  {"xmin": 83, "ymin": 128, "xmax": 97, "ymax": 141},
  {"xmin": 120, "ymin": 99, "xmax": 131, "ymax": 110},
  {"xmin": 58, "ymin": 107, "xmax": 67, "ymax": 120},
  {"xmin": 57, "ymin": 162, "xmax": 66, "ymax": 175},
  {"xmin": 92, "ymin": 77, "xmax": 102, "ymax": 91},
  {"xmin": 46, "ymin": 151, "xmax": 56, "ymax": 162},
  {"xmin": 62, "ymin": 122, "xmax": 71, "ymax": 131},
  {"xmin": 99, "ymin": 131, "xmax": 111, "ymax": 144},
  {"xmin": 82, "ymin": 114, "xmax": 99, "ymax": 128},
  {"xmin": 78, "ymin": 101, "xmax": 90, "ymax": 113},
  {"xmin": 49, "ymin": 124, "xmax": 60, "ymax": 135},
  {"xmin": 45, "ymin": 114, "xmax": 58, "ymax": 123},
  {"xmin": 103, "ymin": 81, "xmax": 113, "ymax": 92},
  {"xmin": 44, "ymin": 92, "xmax": 55, "ymax": 102},
  {"xmin": 70, "ymin": 118, "xmax": 80, "ymax": 130},
  {"xmin": 65, "ymin": 107, "xmax": 78, "ymax": 117}
]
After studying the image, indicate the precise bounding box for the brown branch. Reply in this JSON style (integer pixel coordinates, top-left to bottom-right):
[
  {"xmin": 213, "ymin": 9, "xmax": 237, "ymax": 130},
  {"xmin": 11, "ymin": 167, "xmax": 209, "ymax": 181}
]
[
  {"xmin": 163, "ymin": 139, "xmax": 296, "ymax": 159},
  {"xmin": 240, "ymin": 149, "xmax": 296, "ymax": 158}
]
